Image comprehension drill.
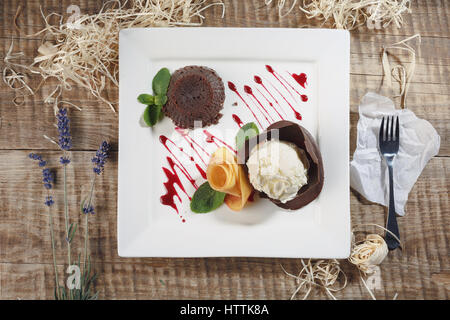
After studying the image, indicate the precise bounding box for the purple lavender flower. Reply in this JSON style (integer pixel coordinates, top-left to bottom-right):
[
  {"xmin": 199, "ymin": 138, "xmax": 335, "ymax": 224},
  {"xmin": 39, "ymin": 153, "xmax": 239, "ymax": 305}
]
[
  {"xmin": 29, "ymin": 153, "xmax": 41, "ymax": 160},
  {"xmin": 82, "ymin": 205, "xmax": 95, "ymax": 215},
  {"xmin": 57, "ymin": 108, "xmax": 72, "ymax": 151},
  {"xmin": 29, "ymin": 154, "xmax": 54, "ymax": 190},
  {"xmin": 29, "ymin": 153, "xmax": 47, "ymax": 167},
  {"xmin": 60, "ymin": 156, "xmax": 71, "ymax": 165},
  {"xmin": 42, "ymin": 168, "xmax": 54, "ymax": 189},
  {"xmin": 92, "ymin": 141, "xmax": 111, "ymax": 175},
  {"xmin": 45, "ymin": 196, "xmax": 54, "ymax": 207}
]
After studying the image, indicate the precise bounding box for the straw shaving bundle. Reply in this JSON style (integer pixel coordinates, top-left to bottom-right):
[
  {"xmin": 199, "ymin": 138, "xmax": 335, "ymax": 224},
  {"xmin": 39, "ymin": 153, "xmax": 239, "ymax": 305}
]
[
  {"xmin": 6, "ymin": 0, "xmax": 224, "ymax": 112},
  {"xmin": 282, "ymin": 259, "xmax": 347, "ymax": 300},
  {"xmin": 265, "ymin": 0, "xmax": 411, "ymax": 30},
  {"xmin": 350, "ymin": 233, "xmax": 388, "ymax": 274}
]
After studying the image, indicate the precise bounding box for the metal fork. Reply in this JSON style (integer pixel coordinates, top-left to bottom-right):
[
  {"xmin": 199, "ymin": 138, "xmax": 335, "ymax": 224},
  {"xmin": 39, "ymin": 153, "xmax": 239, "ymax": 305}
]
[{"xmin": 379, "ymin": 116, "xmax": 401, "ymax": 250}]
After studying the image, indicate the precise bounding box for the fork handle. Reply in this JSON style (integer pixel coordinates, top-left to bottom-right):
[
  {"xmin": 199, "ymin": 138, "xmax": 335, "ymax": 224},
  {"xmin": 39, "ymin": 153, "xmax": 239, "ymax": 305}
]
[{"xmin": 386, "ymin": 164, "xmax": 401, "ymax": 250}]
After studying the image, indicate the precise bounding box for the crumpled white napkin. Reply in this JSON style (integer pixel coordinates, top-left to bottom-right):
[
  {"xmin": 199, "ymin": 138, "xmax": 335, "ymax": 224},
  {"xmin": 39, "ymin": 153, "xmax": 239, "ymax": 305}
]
[{"xmin": 350, "ymin": 92, "xmax": 440, "ymax": 215}]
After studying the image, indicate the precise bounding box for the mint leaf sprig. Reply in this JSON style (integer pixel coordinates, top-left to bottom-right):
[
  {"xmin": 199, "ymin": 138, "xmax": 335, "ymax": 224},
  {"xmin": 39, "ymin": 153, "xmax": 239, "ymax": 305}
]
[
  {"xmin": 190, "ymin": 182, "xmax": 226, "ymax": 213},
  {"xmin": 235, "ymin": 122, "xmax": 259, "ymax": 151},
  {"xmin": 137, "ymin": 68, "xmax": 171, "ymax": 127}
]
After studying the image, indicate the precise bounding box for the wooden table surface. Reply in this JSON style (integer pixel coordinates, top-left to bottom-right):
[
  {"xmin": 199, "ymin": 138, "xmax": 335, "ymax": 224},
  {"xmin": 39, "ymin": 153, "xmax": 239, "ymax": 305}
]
[{"xmin": 0, "ymin": 0, "xmax": 448, "ymax": 300}]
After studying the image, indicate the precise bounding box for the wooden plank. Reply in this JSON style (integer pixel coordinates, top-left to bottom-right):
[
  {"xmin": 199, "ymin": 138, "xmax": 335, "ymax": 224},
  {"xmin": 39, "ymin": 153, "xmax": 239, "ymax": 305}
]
[{"xmin": 1, "ymin": 254, "xmax": 448, "ymax": 299}]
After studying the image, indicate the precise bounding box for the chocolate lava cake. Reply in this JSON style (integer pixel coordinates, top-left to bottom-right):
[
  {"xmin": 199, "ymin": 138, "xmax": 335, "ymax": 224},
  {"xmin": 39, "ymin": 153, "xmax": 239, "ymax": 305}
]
[{"xmin": 163, "ymin": 66, "xmax": 225, "ymax": 129}]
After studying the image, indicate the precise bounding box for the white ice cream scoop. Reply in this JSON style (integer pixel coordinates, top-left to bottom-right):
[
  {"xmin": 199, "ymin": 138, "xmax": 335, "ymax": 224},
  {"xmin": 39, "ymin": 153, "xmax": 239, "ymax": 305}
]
[{"xmin": 246, "ymin": 140, "xmax": 308, "ymax": 203}]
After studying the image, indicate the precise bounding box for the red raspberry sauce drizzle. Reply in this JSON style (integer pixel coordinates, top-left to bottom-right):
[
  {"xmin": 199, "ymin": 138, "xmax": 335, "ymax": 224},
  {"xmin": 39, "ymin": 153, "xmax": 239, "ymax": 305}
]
[
  {"xmin": 265, "ymin": 65, "xmax": 304, "ymax": 120},
  {"xmin": 243, "ymin": 85, "xmax": 274, "ymax": 124},
  {"xmin": 203, "ymin": 129, "xmax": 237, "ymax": 154},
  {"xmin": 160, "ymin": 157, "xmax": 190, "ymax": 222},
  {"xmin": 228, "ymin": 81, "xmax": 263, "ymax": 128},
  {"xmin": 175, "ymin": 127, "xmax": 211, "ymax": 166},
  {"xmin": 232, "ymin": 114, "xmax": 243, "ymax": 128},
  {"xmin": 253, "ymin": 76, "xmax": 285, "ymax": 119},
  {"xmin": 292, "ymin": 72, "xmax": 307, "ymax": 88}
]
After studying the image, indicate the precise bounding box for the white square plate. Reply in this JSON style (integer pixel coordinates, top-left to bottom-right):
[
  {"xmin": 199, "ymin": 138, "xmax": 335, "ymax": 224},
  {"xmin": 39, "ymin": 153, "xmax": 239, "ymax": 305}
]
[{"xmin": 118, "ymin": 28, "xmax": 350, "ymax": 258}]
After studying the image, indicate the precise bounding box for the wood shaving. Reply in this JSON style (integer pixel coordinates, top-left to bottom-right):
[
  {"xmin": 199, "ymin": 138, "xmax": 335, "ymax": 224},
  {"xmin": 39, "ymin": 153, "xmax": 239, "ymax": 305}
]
[
  {"xmin": 14, "ymin": 5, "xmax": 22, "ymax": 32},
  {"xmin": 265, "ymin": 0, "xmax": 298, "ymax": 17},
  {"xmin": 2, "ymin": 41, "xmax": 36, "ymax": 106},
  {"xmin": 282, "ymin": 259, "xmax": 347, "ymax": 300},
  {"xmin": 3, "ymin": 66, "xmax": 32, "ymax": 94},
  {"xmin": 43, "ymin": 134, "xmax": 59, "ymax": 146},
  {"xmin": 27, "ymin": 0, "xmax": 225, "ymax": 113},
  {"xmin": 266, "ymin": 0, "xmax": 411, "ymax": 30},
  {"xmin": 43, "ymin": 85, "xmax": 83, "ymax": 115},
  {"xmin": 382, "ymin": 34, "xmax": 420, "ymax": 108}
]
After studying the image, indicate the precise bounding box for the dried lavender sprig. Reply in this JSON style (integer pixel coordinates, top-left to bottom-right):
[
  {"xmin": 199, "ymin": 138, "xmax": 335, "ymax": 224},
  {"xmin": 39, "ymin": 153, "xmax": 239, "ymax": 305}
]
[
  {"xmin": 56, "ymin": 108, "xmax": 73, "ymax": 298},
  {"xmin": 28, "ymin": 154, "xmax": 59, "ymax": 298},
  {"xmin": 62, "ymin": 159, "xmax": 72, "ymax": 299},
  {"xmin": 83, "ymin": 141, "xmax": 110, "ymax": 271}
]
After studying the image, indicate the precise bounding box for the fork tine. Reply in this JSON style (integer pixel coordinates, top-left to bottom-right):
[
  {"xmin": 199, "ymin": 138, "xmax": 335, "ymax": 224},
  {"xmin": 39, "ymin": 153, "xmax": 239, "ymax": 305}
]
[
  {"xmin": 395, "ymin": 116, "xmax": 399, "ymax": 141},
  {"xmin": 379, "ymin": 117, "xmax": 385, "ymax": 142},
  {"xmin": 389, "ymin": 116, "xmax": 394, "ymax": 141}
]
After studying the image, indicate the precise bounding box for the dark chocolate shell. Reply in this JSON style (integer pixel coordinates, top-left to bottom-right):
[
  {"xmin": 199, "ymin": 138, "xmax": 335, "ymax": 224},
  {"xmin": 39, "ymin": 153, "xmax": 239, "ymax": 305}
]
[
  {"xmin": 238, "ymin": 120, "xmax": 324, "ymax": 210},
  {"xmin": 163, "ymin": 66, "xmax": 225, "ymax": 129}
]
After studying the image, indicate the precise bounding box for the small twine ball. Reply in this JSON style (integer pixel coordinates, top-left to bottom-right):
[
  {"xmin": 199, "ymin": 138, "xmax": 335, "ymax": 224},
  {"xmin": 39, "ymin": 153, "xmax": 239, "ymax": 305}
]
[{"xmin": 349, "ymin": 234, "xmax": 389, "ymax": 274}]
